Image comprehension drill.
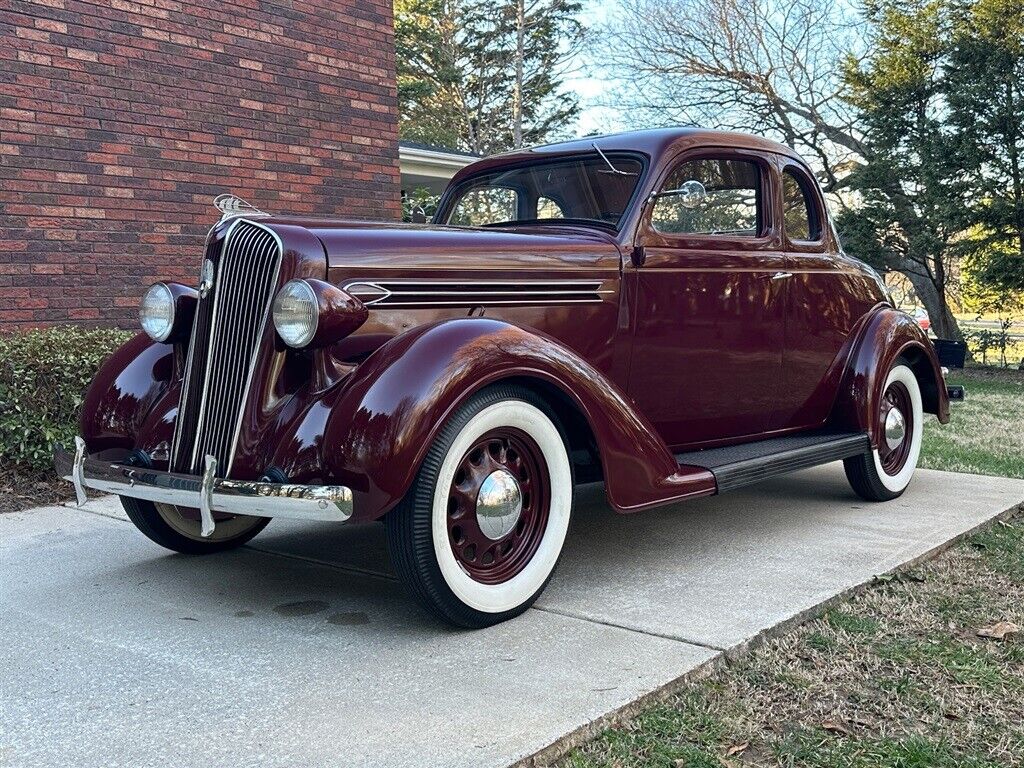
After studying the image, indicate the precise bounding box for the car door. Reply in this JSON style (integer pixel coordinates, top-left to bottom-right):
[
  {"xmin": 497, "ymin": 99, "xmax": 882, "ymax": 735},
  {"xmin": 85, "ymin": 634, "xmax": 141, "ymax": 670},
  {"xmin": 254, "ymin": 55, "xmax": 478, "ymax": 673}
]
[
  {"xmin": 627, "ymin": 151, "xmax": 787, "ymax": 448},
  {"xmin": 772, "ymin": 160, "xmax": 880, "ymax": 430}
]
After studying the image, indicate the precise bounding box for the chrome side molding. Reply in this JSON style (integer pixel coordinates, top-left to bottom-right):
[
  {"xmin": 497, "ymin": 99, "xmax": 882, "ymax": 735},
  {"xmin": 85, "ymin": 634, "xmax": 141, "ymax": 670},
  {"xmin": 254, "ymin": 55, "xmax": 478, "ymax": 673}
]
[{"xmin": 342, "ymin": 279, "xmax": 609, "ymax": 308}]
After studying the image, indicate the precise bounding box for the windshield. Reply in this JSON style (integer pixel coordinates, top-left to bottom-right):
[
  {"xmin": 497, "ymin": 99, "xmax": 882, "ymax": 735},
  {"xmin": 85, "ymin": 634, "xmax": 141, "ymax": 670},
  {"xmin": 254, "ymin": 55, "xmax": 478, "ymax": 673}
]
[{"xmin": 439, "ymin": 153, "xmax": 644, "ymax": 230}]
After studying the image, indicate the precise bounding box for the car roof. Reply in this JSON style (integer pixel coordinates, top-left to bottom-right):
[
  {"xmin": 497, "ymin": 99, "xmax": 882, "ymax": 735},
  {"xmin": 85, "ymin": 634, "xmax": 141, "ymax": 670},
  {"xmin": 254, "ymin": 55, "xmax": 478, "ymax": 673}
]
[{"xmin": 449, "ymin": 127, "xmax": 802, "ymax": 185}]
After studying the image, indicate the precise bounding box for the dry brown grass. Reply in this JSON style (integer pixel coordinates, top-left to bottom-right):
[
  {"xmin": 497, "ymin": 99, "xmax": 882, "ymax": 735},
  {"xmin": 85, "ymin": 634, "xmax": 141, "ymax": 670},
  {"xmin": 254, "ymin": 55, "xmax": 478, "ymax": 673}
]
[{"xmin": 563, "ymin": 513, "xmax": 1024, "ymax": 768}]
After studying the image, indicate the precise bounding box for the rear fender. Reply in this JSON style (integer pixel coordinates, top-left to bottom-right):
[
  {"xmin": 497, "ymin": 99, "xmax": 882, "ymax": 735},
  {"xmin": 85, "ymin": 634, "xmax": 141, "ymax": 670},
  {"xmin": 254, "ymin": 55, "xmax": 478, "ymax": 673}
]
[
  {"xmin": 324, "ymin": 318, "xmax": 715, "ymax": 522},
  {"xmin": 831, "ymin": 307, "xmax": 950, "ymax": 449}
]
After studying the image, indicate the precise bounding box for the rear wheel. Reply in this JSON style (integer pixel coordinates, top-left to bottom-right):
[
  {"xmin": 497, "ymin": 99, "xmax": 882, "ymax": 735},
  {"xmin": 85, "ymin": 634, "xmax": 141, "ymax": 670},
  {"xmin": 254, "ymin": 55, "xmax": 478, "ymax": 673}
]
[
  {"xmin": 121, "ymin": 497, "xmax": 268, "ymax": 554},
  {"xmin": 844, "ymin": 362, "xmax": 923, "ymax": 501},
  {"xmin": 385, "ymin": 384, "xmax": 574, "ymax": 628}
]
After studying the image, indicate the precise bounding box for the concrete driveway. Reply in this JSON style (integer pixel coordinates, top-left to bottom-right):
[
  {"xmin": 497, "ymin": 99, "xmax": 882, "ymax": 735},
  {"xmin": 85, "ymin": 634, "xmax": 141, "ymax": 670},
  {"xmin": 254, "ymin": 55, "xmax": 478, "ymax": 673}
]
[{"xmin": 2, "ymin": 465, "xmax": 1022, "ymax": 768}]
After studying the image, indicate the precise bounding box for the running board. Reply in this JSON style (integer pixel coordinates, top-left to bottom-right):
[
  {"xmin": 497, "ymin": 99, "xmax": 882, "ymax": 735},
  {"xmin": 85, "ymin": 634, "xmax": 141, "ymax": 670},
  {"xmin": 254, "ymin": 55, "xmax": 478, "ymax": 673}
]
[{"xmin": 674, "ymin": 431, "xmax": 871, "ymax": 494}]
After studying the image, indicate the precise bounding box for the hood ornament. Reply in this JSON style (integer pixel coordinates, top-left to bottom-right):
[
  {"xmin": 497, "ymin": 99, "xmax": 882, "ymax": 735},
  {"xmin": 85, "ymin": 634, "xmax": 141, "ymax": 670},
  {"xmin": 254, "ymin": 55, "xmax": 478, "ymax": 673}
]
[{"xmin": 213, "ymin": 194, "xmax": 269, "ymax": 222}]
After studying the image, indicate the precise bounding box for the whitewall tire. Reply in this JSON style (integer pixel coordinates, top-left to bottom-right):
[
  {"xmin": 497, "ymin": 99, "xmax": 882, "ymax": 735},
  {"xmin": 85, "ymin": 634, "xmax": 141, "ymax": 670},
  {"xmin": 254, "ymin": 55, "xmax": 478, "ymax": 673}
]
[
  {"xmin": 385, "ymin": 384, "xmax": 573, "ymax": 627},
  {"xmin": 844, "ymin": 363, "xmax": 923, "ymax": 501}
]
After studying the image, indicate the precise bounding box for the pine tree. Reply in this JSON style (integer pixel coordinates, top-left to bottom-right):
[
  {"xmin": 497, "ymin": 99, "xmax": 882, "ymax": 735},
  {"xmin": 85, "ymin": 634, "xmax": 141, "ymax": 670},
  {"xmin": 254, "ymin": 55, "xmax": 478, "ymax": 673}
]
[
  {"xmin": 945, "ymin": 0, "xmax": 1024, "ymax": 292},
  {"xmin": 838, "ymin": 0, "xmax": 967, "ymax": 341},
  {"xmin": 395, "ymin": 0, "xmax": 583, "ymax": 155}
]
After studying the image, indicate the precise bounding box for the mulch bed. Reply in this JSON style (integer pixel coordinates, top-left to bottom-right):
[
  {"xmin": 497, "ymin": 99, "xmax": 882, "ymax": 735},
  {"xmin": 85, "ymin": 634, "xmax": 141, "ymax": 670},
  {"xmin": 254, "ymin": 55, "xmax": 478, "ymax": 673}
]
[{"xmin": 0, "ymin": 471, "xmax": 73, "ymax": 514}]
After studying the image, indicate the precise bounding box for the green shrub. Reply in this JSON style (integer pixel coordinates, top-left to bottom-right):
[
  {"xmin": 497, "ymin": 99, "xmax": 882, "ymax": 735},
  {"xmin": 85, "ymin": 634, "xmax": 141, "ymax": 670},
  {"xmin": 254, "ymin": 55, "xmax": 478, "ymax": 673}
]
[{"xmin": 0, "ymin": 327, "xmax": 133, "ymax": 477}]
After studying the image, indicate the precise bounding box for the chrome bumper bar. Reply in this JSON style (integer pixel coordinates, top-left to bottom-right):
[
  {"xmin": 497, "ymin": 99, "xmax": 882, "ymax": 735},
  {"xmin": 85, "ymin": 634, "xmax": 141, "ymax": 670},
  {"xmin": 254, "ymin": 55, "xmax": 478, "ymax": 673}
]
[{"xmin": 53, "ymin": 437, "xmax": 353, "ymax": 537}]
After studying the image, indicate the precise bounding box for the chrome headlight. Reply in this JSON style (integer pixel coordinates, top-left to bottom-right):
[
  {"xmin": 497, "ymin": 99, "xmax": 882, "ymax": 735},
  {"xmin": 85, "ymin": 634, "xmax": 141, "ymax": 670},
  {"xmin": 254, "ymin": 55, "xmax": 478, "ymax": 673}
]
[
  {"xmin": 272, "ymin": 279, "xmax": 318, "ymax": 348},
  {"xmin": 139, "ymin": 282, "xmax": 175, "ymax": 342}
]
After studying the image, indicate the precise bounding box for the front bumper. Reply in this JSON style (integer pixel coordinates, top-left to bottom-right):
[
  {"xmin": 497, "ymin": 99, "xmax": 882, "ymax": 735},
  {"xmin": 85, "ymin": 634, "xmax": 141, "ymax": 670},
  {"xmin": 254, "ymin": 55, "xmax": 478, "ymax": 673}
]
[{"xmin": 54, "ymin": 437, "xmax": 353, "ymax": 537}]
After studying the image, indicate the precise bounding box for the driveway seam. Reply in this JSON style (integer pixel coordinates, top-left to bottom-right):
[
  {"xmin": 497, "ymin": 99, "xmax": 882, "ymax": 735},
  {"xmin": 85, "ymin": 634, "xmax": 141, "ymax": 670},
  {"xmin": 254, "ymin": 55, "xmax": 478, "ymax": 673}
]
[
  {"xmin": 530, "ymin": 604, "xmax": 727, "ymax": 651},
  {"xmin": 69, "ymin": 501, "xmax": 129, "ymax": 522},
  {"xmin": 245, "ymin": 544, "xmax": 400, "ymax": 582}
]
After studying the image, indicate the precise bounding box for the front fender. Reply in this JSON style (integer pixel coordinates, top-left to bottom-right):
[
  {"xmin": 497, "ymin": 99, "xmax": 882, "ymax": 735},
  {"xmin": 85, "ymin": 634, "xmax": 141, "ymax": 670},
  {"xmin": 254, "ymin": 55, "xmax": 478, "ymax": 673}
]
[
  {"xmin": 80, "ymin": 333, "xmax": 175, "ymax": 453},
  {"xmin": 324, "ymin": 318, "xmax": 715, "ymax": 522},
  {"xmin": 831, "ymin": 307, "xmax": 950, "ymax": 448}
]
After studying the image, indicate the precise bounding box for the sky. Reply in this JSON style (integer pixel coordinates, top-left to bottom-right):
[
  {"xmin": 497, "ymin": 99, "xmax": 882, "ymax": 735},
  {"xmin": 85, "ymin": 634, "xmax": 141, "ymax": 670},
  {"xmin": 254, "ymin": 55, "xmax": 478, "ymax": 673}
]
[{"xmin": 559, "ymin": 0, "xmax": 625, "ymax": 136}]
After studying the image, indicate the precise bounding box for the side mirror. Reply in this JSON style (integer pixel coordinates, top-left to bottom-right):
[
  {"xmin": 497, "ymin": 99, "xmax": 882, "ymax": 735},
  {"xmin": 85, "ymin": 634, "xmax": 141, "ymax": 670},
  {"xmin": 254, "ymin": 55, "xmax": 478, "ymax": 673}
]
[
  {"xmin": 635, "ymin": 180, "xmax": 712, "ymax": 262},
  {"xmin": 648, "ymin": 179, "xmax": 707, "ymax": 209}
]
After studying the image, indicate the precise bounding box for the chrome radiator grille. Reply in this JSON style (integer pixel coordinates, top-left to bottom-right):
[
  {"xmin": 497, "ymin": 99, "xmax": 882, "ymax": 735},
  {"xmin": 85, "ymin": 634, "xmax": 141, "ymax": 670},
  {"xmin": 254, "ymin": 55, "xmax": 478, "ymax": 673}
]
[{"xmin": 170, "ymin": 220, "xmax": 282, "ymax": 476}]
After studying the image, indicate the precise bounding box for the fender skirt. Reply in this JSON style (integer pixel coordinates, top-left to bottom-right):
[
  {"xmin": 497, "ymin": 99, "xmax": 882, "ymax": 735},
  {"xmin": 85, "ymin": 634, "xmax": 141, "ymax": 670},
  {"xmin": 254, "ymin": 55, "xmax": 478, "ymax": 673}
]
[
  {"xmin": 324, "ymin": 318, "xmax": 716, "ymax": 522},
  {"xmin": 831, "ymin": 307, "xmax": 950, "ymax": 449}
]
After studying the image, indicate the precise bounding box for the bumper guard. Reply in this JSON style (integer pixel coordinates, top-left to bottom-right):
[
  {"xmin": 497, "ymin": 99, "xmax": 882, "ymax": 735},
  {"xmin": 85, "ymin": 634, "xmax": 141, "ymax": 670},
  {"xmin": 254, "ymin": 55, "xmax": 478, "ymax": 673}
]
[{"xmin": 53, "ymin": 437, "xmax": 353, "ymax": 537}]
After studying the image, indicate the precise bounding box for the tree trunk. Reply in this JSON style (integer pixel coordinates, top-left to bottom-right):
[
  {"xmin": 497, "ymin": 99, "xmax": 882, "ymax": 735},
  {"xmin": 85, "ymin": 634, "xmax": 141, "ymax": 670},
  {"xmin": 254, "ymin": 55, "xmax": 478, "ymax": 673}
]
[
  {"xmin": 902, "ymin": 268, "xmax": 964, "ymax": 343},
  {"xmin": 512, "ymin": 0, "xmax": 525, "ymax": 149},
  {"xmin": 1005, "ymin": 78, "xmax": 1024, "ymax": 262}
]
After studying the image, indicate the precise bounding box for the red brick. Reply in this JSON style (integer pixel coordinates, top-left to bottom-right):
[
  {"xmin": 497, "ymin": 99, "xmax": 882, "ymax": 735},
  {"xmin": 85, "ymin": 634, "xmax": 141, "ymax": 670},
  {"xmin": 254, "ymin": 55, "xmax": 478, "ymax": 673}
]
[
  {"xmin": 17, "ymin": 51, "xmax": 52, "ymax": 65},
  {"xmin": 0, "ymin": 310, "xmax": 35, "ymax": 322},
  {"xmin": 1, "ymin": 0, "xmax": 399, "ymax": 329},
  {"xmin": 67, "ymin": 48, "xmax": 99, "ymax": 62},
  {"xmin": 16, "ymin": 27, "xmax": 51, "ymax": 42},
  {"xmin": 16, "ymin": 297, "xmax": 50, "ymax": 309},
  {"xmin": 35, "ymin": 19, "xmax": 68, "ymax": 33}
]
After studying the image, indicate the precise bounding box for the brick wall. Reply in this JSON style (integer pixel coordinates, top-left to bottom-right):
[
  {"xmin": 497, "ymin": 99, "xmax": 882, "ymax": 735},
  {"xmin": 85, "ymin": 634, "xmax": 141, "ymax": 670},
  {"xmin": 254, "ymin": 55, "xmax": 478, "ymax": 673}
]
[{"xmin": 0, "ymin": 0, "xmax": 400, "ymax": 327}]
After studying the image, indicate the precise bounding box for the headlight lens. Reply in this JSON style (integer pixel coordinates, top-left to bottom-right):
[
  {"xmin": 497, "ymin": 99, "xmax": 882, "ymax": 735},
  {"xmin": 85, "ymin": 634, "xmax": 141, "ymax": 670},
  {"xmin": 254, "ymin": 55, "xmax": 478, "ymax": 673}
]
[
  {"xmin": 272, "ymin": 280, "xmax": 318, "ymax": 348},
  {"xmin": 139, "ymin": 282, "xmax": 175, "ymax": 342}
]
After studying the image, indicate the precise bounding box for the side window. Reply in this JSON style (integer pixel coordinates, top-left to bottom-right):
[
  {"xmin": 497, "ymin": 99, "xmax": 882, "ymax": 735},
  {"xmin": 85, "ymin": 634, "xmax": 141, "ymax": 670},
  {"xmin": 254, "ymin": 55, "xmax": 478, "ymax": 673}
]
[
  {"xmin": 450, "ymin": 186, "xmax": 519, "ymax": 226},
  {"xmin": 536, "ymin": 195, "xmax": 565, "ymax": 219},
  {"xmin": 782, "ymin": 168, "xmax": 821, "ymax": 241},
  {"xmin": 652, "ymin": 158, "xmax": 761, "ymax": 236}
]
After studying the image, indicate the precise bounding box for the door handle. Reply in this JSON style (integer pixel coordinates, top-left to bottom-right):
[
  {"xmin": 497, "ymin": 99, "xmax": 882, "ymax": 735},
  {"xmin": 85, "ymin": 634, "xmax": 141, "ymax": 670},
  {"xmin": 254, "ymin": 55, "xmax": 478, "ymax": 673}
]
[{"xmin": 770, "ymin": 271, "xmax": 793, "ymax": 281}]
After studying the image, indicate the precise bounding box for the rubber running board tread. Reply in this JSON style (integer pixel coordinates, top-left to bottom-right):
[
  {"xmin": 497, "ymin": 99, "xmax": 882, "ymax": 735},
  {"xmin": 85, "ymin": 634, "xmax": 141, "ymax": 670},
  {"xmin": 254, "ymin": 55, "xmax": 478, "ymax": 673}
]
[{"xmin": 675, "ymin": 430, "xmax": 870, "ymax": 494}]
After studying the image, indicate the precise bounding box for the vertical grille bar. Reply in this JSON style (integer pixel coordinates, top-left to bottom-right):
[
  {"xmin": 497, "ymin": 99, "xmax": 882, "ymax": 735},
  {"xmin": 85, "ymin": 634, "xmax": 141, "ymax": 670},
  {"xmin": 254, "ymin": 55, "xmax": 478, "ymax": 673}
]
[
  {"xmin": 169, "ymin": 220, "xmax": 282, "ymax": 477},
  {"xmin": 169, "ymin": 236, "xmax": 222, "ymax": 469}
]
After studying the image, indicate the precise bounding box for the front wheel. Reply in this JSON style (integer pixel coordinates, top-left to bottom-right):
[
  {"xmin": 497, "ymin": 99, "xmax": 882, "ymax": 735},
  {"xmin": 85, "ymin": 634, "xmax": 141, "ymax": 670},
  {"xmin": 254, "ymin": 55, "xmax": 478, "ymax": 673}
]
[
  {"xmin": 121, "ymin": 497, "xmax": 269, "ymax": 554},
  {"xmin": 385, "ymin": 384, "xmax": 574, "ymax": 628},
  {"xmin": 844, "ymin": 362, "xmax": 924, "ymax": 501}
]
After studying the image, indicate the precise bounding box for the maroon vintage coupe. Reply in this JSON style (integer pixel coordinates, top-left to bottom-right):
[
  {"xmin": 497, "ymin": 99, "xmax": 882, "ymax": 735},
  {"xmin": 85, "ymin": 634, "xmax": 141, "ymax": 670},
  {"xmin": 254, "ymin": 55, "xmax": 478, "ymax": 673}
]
[{"xmin": 55, "ymin": 128, "xmax": 952, "ymax": 627}]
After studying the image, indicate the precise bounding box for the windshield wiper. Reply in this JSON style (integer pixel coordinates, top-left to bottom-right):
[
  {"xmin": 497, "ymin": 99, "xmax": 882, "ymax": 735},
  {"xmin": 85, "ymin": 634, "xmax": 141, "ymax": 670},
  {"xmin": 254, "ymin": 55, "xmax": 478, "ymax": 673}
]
[{"xmin": 592, "ymin": 142, "xmax": 639, "ymax": 176}]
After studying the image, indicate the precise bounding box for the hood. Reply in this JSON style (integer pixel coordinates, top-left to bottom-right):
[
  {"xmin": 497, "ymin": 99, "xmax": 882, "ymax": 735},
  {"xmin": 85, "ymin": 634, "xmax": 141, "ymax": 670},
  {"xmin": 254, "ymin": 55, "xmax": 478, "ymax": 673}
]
[{"xmin": 254, "ymin": 216, "xmax": 622, "ymax": 274}]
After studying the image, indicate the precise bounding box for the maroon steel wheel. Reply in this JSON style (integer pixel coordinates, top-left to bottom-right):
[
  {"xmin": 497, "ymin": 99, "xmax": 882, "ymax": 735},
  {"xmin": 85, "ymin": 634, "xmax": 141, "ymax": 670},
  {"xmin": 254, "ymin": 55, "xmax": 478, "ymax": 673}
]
[
  {"xmin": 878, "ymin": 380, "xmax": 913, "ymax": 476},
  {"xmin": 445, "ymin": 427, "xmax": 551, "ymax": 585}
]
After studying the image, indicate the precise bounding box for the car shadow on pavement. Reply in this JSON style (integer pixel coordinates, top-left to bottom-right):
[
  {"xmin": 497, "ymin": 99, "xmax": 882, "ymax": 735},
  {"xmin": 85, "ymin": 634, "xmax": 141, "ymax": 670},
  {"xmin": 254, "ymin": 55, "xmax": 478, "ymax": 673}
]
[
  {"xmin": 91, "ymin": 466, "xmax": 865, "ymax": 638},
  {"xmin": 97, "ymin": 532, "xmax": 456, "ymax": 638}
]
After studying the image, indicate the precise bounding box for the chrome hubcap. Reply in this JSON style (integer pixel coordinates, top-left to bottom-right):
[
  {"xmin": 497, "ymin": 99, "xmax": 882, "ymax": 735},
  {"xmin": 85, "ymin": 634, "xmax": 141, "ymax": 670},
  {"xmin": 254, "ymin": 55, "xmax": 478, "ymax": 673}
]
[
  {"xmin": 884, "ymin": 407, "xmax": 906, "ymax": 451},
  {"xmin": 475, "ymin": 469, "xmax": 522, "ymax": 540}
]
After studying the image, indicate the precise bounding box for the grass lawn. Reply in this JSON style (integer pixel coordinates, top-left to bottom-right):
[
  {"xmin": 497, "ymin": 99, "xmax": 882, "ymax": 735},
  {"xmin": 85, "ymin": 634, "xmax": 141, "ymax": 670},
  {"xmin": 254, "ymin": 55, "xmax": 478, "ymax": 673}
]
[
  {"xmin": 920, "ymin": 368, "xmax": 1024, "ymax": 479},
  {"xmin": 561, "ymin": 515, "xmax": 1024, "ymax": 768},
  {"xmin": 561, "ymin": 368, "xmax": 1024, "ymax": 768}
]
